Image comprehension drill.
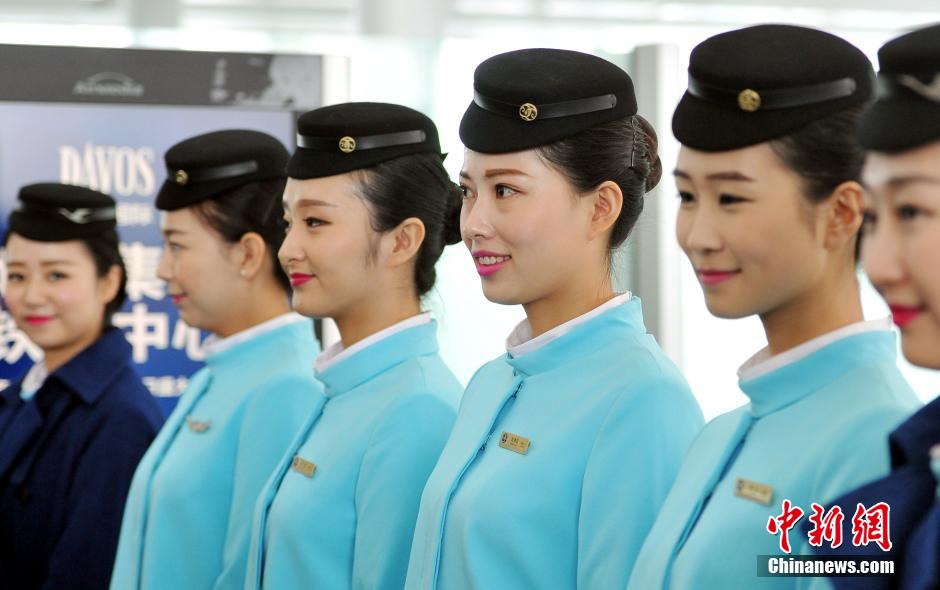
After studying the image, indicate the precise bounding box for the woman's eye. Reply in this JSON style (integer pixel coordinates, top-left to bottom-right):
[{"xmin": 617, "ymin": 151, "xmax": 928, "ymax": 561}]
[
  {"xmin": 48, "ymin": 271, "xmax": 67, "ymax": 281},
  {"xmin": 458, "ymin": 184, "xmax": 473, "ymax": 199},
  {"xmin": 6, "ymin": 272, "xmax": 24, "ymax": 283},
  {"xmin": 896, "ymin": 204, "xmax": 924, "ymax": 221},
  {"xmin": 677, "ymin": 191, "xmax": 695, "ymax": 204},
  {"xmin": 304, "ymin": 217, "xmax": 325, "ymax": 229},
  {"xmin": 495, "ymin": 185, "xmax": 516, "ymax": 199},
  {"xmin": 719, "ymin": 193, "xmax": 747, "ymax": 205}
]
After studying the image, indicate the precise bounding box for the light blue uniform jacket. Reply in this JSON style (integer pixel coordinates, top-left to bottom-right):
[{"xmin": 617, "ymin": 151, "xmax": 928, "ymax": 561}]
[
  {"xmin": 110, "ymin": 317, "xmax": 323, "ymax": 590},
  {"xmin": 627, "ymin": 327, "xmax": 921, "ymax": 590},
  {"xmin": 245, "ymin": 319, "xmax": 460, "ymax": 590},
  {"xmin": 405, "ymin": 297, "xmax": 704, "ymax": 590}
]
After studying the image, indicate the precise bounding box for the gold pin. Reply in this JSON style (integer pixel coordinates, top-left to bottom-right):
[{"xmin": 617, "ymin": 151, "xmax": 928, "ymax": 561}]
[
  {"xmin": 498, "ymin": 431, "xmax": 531, "ymax": 455},
  {"xmin": 185, "ymin": 416, "xmax": 211, "ymax": 433},
  {"xmin": 734, "ymin": 477, "xmax": 773, "ymax": 505},
  {"xmin": 174, "ymin": 170, "xmax": 189, "ymax": 185},
  {"xmin": 291, "ymin": 456, "xmax": 317, "ymax": 478},
  {"xmin": 338, "ymin": 136, "xmax": 357, "ymax": 153},
  {"xmin": 737, "ymin": 89, "xmax": 761, "ymax": 112},
  {"xmin": 518, "ymin": 102, "xmax": 539, "ymax": 122}
]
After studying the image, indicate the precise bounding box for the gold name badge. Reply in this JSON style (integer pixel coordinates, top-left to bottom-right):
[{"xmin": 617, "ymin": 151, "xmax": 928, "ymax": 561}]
[
  {"xmin": 291, "ymin": 456, "xmax": 317, "ymax": 478},
  {"xmin": 498, "ymin": 431, "xmax": 531, "ymax": 455},
  {"xmin": 185, "ymin": 416, "xmax": 211, "ymax": 433},
  {"xmin": 734, "ymin": 477, "xmax": 773, "ymax": 506}
]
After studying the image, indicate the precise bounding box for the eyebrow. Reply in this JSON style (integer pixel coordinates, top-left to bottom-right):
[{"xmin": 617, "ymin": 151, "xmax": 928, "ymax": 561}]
[
  {"xmin": 459, "ymin": 168, "xmax": 530, "ymax": 180},
  {"xmin": 284, "ymin": 198, "xmax": 337, "ymax": 210},
  {"xmin": 673, "ymin": 169, "xmax": 755, "ymax": 182},
  {"xmin": 6, "ymin": 260, "xmax": 77, "ymax": 267},
  {"xmin": 885, "ymin": 175, "xmax": 940, "ymax": 190}
]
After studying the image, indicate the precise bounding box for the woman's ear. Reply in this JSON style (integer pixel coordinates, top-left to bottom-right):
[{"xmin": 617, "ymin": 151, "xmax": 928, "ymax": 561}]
[
  {"xmin": 98, "ymin": 264, "xmax": 123, "ymax": 306},
  {"xmin": 383, "ymin": 217, "xmax": 426, "ymax": 268},
  {"xmin": 588, "ymin": 180, "xmax": 624, "ymax": 240},
  {"xmin": 824, "ymin": 180, "xmax": 864, "ymax": 252},
  {"xmin": 235, "ymin": 232, "xmax": 268, "ymax": 279}
]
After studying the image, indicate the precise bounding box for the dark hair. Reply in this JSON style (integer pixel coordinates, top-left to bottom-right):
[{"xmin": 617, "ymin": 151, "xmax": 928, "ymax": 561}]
[
  {"xmin": 769, "ymin": 105, "xmax": 867, "ymax": 260},
  {"xmin": 1, "ymin": 228, "xmax": 127, "ymax": 328},
  {"xmin": 190, "ymin": 177, "xmax": 290, "ymax": 293},
  {"xmin": 354, "ymin": 152, "xmax": 463, "ymax": 297},
  {"xmin": 88, "ymin": 230, "xmax": 127, "ymax": 326},
  {"xmin": 536, "ymin": 115, "xmax": 662, "ymax": 252}
]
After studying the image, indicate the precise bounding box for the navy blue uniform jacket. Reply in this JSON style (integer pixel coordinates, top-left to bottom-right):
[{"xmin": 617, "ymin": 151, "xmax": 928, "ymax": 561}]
[
  {"xmin": 809, "ymin": 396, "xmax": 940, "ymax": 589},
  {"xmin": 0, "ymin": 328, "xmax": 164, "ymax": 589}
]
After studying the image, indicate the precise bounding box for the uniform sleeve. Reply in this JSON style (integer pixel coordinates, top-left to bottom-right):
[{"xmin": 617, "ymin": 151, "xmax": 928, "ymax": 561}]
[
  {"xmin": 577, "ymin": 374, "xmax": 703, "ymax": 590},
  {"xmin": 212, "ymin": 375, "xmax": 320, "ymax": 590},
  {"xmin": 41, "ymin": 404, "xmax": 160, "ymax": 590},
  {"xmin": 351, "ymin": 394, "xmax": 457, "ymax": 590}
]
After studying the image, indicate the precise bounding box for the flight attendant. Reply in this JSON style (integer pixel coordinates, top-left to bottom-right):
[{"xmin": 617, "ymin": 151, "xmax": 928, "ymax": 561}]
[
  {"xmin": 809, "ymin": 23, "xmax": 940, "ymax": 590},
  {"xmin": 627, "ymin": 25, "xmax": 922, "ymax": 590},
  {"xmin": 405, "ymin": 48, "xmax": 705, "ymax": 590},
  {"xmin": 111, "ymin": 130, "xmax": 323, "ymax": 590},
  {"xmin": 0, "ymin": 183, "xmax": 163, "ymax": 589},
  {"xmin": 244, "ymin": 103, "xmax": 462, "ymax": 590}
]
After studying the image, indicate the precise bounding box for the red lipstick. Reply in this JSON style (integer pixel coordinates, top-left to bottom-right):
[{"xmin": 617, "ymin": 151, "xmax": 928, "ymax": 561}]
[
  {"xmin": 170, "ymin": 294, "xmax": 185, "ymax": 305},
  {"xmin": 25, "ymin": 315, "xmax": 52, "ymax": 326},
  {"xmin": 889, "ymin": 305, "xmax": 924, "ymax": 329},
  {"xmin": 290, "ymin": 273, "xmax": 315, "ymax": 287},
  {"xmin": 697, "ymin": 269, "xmax": 741, "ymax": 286},
  {"xmin": 472, "ymin": 250, "xmax": 511, "ymax": 277}
]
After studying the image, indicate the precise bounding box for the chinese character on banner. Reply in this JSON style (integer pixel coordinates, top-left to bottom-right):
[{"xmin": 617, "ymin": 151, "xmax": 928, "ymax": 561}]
[
  {"xmin": 767, "ymin": 499, "xmax": 805, "ymax": 554},
  {"xmin": 807, "ymin": 503, "xmax": 844, "ymax": 549},
  {"xmin": 0, "ymin": 309, "xmax": 42, "ymax": 365},
  {"xmin": 171, "ymin": 318, "xmax": 205, "ymax": 362},
  {"xmin": 113, "ymin": 303, "xmax": 169, "ymax": 363},
  {"xmin": 120, "ymin": 241, "xmax": 165, "ymax": 302},
  {"xmin": 851, "ymin": 502, "xmax": 892, "ymax": 551}
]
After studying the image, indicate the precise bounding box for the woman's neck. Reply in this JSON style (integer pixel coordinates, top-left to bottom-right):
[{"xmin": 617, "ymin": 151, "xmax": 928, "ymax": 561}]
[
  {"xmin": 334, "ymin": 291, "xmax": 422, "ymax": 350},
  {"xmin": 760, "ymin": 271, "xmax": 864, "ymax": 356},
  {"xmin": 523, "ymin": 274, "xmax": 616, "ymax": 339},
  {"xmin": 212, "ymin": 284, "xmax": 292, "ymax": 339}
]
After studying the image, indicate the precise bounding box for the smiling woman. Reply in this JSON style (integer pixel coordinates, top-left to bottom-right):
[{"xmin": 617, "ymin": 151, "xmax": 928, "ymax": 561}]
[
  {"xmin": 628, "ymin": 24, "xmax": 922, "ymax": 590},
  {"xmin": 110, "ymin": 130, "xmax": 323, "ymax": 590},
  {"xmin": 245, "ymin": 102, "xmax": 463, "ymax": 590},
  {"xmin": 0, "ymin": 183, "xmax": 163, "ymax": 590},
  {"xmin": 405, "ymin": 48, "xmax": 703, "ymax": 590}
]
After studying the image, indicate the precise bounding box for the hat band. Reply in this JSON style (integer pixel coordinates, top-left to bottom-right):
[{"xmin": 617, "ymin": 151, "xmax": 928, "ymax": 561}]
[
  {"xmin": 168, "ymin": 160, "xmax": 259, "ymax": 186},
  {"xmin": 473, "ymin": 91, "xmax": 618, "ymax": 121},
  {"xmin": 878, "ymin": 72, "xmax": 940, "ymax": 103},
  {"xmin": 15, "ymin": 202, "xmax": 116, "ymax": 225},
  {"xmin": 687, "ymin": 75, "xmax": 857, "ymax": 111},
  {"xmin": 296, "ymin": 130, "xmax": 427, "ymax": 153}
]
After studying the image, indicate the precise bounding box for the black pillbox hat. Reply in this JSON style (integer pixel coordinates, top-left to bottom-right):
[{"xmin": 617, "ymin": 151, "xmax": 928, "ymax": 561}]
[
  {"xmin": 288, "ymin": 102, "xmax": 442, "ymax": 179},
  {"xmin": 459, "ymin": 48, "xmax": 638, "ymax": 154},
  {"xmin": 859, "ymin": 23, "xmax": 940, "ymax": 153},
  {"xmin": 156, "ymin": 129, "xmax": 289, "ymax": 211},
  {"xmin": 673, "ymin": 24, "xmax": 875, "ymax": 152},
  {"xmin": 8, "ymin": 183, "xmax": 116, "ymax": 242}
]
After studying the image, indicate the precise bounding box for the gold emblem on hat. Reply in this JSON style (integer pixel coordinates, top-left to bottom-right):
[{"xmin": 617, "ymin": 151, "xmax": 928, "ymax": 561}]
[
  {"xmin": 737, "ymin": 89, "xmax": 761, "ymax": 112},
  {"xmin": 174, "ymin": 170, "xmax": 189, "ymax": 186},
  {"xmin": 338, "ymin": 136, "xmax": 357, "ymax": 153},
  {"xmin": 519, "ymin": 102, "xmax": 539, "ymax": 122}
]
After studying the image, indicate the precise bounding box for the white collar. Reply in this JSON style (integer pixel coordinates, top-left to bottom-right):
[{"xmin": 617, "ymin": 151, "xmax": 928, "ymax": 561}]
[
  {"xmin": 314, "ymin": 312, "xmax": 433, "ymax": 374},
  {"xmin": 203, "ymin": 312, "xmax": 308, "ymax": 358},
  {"xmin": 19, "ymin": 361, "xmax": 48, "ymax": 401},
  {"xmin": 738, "ymin": 317, "xmax": 893, "ymax": 382},
  {"xmin": 506, "ymin": 292, "xmax": 633, "ymax": 358}
]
